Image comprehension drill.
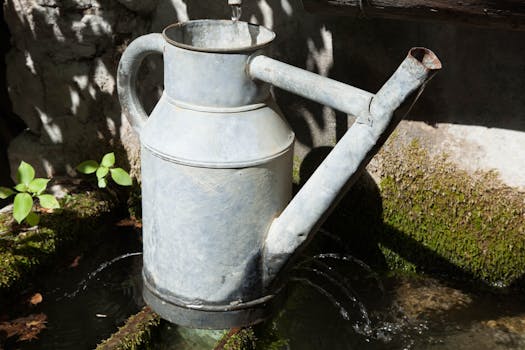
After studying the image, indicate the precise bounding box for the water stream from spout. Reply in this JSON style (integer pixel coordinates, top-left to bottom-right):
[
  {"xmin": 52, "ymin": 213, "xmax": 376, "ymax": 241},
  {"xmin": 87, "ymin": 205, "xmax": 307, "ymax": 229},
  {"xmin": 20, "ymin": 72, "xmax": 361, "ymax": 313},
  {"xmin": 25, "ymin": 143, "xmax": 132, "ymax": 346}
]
[
  {"xmin": 317, "ymin": 228, "xmax": 386, "ymax": 294},
  {"xmin": 314, "ymin": 253, "xmax": 385, "ymax": 295},
  {"xmin": 296, "ymin": 266, "xmax": 373, "ymax": 336},
  {"xmin": 61, "ymin": 252, "xmax": 143, "ymax": 299},
  {"xmin": 291, "ymin": 276, "xmax": 351, "ymax": 321}
]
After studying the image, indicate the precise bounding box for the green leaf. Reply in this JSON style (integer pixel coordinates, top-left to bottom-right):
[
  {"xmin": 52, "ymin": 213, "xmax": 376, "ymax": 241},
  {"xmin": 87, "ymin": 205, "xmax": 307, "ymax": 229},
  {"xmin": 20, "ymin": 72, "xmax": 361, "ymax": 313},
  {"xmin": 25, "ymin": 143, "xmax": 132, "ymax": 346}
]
[
  {"xmin": 38, "ymin": 194, "xmax": 60, "ymax": 209},
  {"xmin": 98, "ymin": 177, "xmax": 107, "ymax": 188},
  {"xmin": 13, "ymin": 193, "xmax": 33, "ymax": 224},
  {"xmin": 14, "ymin": 183, "xmax": 27, "ymax": 192},
  {"xmin": 25, "ymin": 212, "xmax": 40, "ymax": 226},
  {"xmin": 0, "ymin": 187, "xmax": 15, "ymax": 199},
  {"xmin": 96, "ymin": 166, "xmax": 109, "ymax": 179},
  {"xmin": 28, "ymin": 178, "xmax": 50, "ymax": 195},
  {"xmin": 17, "ymin": 161, "xmax": 35, "ymax": 185},
  {"xmin": 100, "ymin": 152, "xmax": 115, "ymax": 168},
  {"xmin": 110, "ymin": 168, "xmax": 132, "ymax": 186},
  {"xmin": 76, "ymin": 160, "xmax": 99, "ymax": 174}
]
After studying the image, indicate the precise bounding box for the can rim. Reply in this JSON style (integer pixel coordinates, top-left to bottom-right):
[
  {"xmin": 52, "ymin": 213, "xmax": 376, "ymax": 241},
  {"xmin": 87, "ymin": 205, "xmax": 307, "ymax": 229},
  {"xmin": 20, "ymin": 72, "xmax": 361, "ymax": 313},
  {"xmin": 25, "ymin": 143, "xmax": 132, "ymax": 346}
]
[{"xmin": 162, "ymin": 19, "xmax": 276, "ymax": 53}]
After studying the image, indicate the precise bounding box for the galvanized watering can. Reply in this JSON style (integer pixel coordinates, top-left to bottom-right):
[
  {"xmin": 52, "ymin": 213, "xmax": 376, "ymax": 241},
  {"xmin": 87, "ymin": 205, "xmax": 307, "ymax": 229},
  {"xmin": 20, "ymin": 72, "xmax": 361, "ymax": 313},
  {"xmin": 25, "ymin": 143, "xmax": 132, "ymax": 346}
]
[{"xmin": 117, "ymin": 19, "xmax": 441, "ymax": 329}]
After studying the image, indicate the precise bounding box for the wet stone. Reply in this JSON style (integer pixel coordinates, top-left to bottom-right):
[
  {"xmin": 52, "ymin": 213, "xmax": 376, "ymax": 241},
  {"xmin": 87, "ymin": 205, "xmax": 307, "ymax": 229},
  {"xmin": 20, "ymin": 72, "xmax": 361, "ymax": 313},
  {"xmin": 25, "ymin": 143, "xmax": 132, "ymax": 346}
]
[{"xmin": 391, "ymin": 277, "xmax": 473, "ymax": 320}]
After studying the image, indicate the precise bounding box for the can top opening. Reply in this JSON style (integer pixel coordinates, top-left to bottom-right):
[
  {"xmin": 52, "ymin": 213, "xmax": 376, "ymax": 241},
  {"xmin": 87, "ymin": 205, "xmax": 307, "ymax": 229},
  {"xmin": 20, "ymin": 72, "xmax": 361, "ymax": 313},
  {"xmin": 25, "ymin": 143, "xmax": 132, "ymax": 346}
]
[{"xmin": 163, "ymin": 20, "xmax": 276, "ymax": 53}]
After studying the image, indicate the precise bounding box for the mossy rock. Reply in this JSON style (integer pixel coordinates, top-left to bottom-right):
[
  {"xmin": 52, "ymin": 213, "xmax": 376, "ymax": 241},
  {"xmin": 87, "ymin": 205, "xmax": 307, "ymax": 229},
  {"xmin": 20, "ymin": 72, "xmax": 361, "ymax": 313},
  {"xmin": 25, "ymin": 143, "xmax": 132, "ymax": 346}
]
[
  {"xmin": 214, "ymin": 325, "xmax": 288, "ymax": 350},
  {"xmin": 377, "ymin": 139, "xmax": 525, "ymax": 286},
  {"xmin": 0, "ymin": 191, "xmax": 120, "ymax": 294},
  {"xmin": 295, "ymin": 138, "xmax": 525, "ymax": 287}
]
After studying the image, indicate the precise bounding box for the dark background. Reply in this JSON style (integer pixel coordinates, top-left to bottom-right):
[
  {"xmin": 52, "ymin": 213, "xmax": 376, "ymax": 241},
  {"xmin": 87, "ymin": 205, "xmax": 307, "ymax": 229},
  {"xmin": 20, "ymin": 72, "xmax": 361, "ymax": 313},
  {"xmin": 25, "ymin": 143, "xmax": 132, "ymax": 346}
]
[{"xmin": 0, "ymin": 4, "xmax": 24, "ymax": 187}]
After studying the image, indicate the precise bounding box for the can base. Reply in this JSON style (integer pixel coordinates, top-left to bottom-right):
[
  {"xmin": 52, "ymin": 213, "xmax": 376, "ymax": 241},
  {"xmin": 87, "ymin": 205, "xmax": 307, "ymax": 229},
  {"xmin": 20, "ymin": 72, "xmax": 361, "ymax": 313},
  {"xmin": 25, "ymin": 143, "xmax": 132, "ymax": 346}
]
[{"xmin": 143, "ymin": 277, "xmax": 285, "ymax": 329}]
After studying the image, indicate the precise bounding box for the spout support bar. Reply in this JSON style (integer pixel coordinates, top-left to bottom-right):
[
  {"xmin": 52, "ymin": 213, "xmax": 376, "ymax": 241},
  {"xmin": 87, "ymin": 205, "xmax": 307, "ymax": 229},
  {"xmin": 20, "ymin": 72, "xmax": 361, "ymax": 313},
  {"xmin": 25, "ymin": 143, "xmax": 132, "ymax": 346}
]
[
  {"xmin": 248, "ymin": 55, "xmax": 374, "ymax": 119},
  {"xmin": 260, "ymin": 48, "xmax": 441, "ymax": 289}
]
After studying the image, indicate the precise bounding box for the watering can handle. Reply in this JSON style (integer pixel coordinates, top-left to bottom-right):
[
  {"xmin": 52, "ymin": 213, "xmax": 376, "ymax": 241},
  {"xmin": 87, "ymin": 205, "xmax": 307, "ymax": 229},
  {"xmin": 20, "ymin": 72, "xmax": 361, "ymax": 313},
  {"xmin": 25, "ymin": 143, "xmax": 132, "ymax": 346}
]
[{"xmin": 117, "ymin": 33, "xmax": 165, "ymax": 135}]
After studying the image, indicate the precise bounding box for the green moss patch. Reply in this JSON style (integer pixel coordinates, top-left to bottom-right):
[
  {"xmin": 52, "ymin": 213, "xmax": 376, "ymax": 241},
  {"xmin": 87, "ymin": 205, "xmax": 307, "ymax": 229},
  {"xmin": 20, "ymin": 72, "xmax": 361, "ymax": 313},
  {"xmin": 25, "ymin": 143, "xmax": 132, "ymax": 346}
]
[
  {"xmin": 377, "ymin": 139, "xmax": 525, "ymax": 286},
  {"xmin": 0, "ymin": 191, "xmax": 118, "ymax": 293},
  {"xmin": 96, "ymin": 307, "xmax": 160, "ymax": 350},
  {"xmin": 292, "ymin": 156, "xmax": 302, "ymax": 185},
  {"xmin": 214, "ymin": 325, "xmax": 288, "ymax": 350},
  {"xmin": 214, "ymin": 328, "xmax": 256, "ymax": 350}
]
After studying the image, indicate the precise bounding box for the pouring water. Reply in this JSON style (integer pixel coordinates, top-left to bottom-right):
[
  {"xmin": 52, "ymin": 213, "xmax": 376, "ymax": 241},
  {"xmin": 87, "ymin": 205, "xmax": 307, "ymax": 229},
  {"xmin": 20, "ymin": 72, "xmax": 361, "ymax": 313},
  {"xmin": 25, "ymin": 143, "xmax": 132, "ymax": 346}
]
[
  {"xmin": 228, "ymin": 0, "xmax": 242, "ymax": 21},
  {"xmin": 231, "ymin": 5, "xmax": 242, "ymax": 21}
]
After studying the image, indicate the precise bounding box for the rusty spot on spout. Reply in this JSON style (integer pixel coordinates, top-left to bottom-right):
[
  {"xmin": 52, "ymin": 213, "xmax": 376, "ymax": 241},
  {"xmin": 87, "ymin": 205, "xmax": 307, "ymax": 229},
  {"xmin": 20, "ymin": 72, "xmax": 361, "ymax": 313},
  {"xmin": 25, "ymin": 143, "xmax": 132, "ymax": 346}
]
[{"xmin": 409, "ymin": 47, "xmax": 442, "ymax": 70}]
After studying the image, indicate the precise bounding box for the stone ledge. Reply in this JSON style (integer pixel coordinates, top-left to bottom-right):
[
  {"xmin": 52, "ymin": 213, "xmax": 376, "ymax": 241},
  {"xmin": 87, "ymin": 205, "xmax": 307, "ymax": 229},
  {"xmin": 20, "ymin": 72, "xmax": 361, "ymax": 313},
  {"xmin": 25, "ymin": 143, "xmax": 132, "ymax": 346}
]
[{"xmin": 376, "ymin": 138, "xmax": 525, "ymax": 286}]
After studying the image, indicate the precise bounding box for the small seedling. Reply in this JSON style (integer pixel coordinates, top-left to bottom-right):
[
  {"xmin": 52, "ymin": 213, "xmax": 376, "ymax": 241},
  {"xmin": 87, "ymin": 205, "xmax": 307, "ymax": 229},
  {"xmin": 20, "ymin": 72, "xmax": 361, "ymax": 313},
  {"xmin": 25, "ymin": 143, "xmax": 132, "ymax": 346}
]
[
  {"xmin": 0, "ymin": 161, "xmax": 60, "ymax": 226},
  {"xmin": 76, "ymin": 152, "xmax": 132, "ymax": 188}
]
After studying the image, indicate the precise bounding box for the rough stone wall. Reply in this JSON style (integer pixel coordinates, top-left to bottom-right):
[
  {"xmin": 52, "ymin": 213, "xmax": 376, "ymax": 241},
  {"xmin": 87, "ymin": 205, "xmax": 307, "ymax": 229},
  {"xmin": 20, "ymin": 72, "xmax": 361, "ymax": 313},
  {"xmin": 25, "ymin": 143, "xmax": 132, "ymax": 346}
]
[{"xmin": 3, "ymin": 0, "xmax": 159, "ymax": 178}]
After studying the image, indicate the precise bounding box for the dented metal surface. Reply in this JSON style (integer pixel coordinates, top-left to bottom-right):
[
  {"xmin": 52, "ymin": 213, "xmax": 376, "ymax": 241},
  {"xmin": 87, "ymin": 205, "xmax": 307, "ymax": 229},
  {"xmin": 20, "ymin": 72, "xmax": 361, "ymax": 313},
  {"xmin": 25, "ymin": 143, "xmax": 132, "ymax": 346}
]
[{"xmin": 117, "ymin": 17, "xmax": 441, "ymax": 329}]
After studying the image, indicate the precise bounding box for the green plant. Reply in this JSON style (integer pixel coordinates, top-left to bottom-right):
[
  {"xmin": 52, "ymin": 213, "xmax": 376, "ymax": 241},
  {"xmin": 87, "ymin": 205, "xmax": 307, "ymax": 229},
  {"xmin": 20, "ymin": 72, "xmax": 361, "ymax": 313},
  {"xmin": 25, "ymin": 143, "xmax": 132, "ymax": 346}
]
[
  {"xmin": 0, "ymin": 161, "xmax": 60, "ymax": 226},
  {"xmin": 76, "ymin": 152, "xmax": 132, "ymax": 188}
]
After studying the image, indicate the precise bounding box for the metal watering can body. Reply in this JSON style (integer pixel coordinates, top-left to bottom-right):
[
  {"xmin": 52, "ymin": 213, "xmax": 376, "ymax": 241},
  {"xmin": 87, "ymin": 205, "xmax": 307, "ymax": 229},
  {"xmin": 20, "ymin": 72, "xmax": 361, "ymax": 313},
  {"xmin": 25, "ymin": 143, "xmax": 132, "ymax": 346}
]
[{"xmin": 117, "ymin": 20, "xmax": 441, "ymax": 329}]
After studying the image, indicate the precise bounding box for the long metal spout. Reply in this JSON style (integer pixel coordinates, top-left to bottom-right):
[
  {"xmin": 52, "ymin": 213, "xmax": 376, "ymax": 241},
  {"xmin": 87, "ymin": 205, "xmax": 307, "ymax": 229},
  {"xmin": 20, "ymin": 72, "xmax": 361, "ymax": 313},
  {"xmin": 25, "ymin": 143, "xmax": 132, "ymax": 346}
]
[{"xmin": 250, "ymin": 48, "xmax": 442, "ymax": 289}]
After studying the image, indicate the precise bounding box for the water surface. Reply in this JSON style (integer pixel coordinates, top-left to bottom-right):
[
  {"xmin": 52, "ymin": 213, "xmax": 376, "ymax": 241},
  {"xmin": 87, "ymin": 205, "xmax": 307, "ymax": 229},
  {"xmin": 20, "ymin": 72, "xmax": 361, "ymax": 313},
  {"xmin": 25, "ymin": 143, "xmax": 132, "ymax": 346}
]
[{"xmin": 4, "ymin": 226, "xmax": 525, "ymax": 350}]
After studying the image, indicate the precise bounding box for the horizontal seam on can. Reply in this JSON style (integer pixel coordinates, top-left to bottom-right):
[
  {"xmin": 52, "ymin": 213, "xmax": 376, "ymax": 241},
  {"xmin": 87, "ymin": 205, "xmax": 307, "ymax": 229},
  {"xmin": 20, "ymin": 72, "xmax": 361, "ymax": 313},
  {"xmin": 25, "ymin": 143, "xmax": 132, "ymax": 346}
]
[
  {"xmin": 143, "ymin": 271, "xmax": 279, "ymax": 311},
  {"xmin": 142, "ymin": 138, "xmax": 294, "ymax": 168},
  {"xmin": 165, "ymin": 93, "xmax": 269, "ymax": 114}
]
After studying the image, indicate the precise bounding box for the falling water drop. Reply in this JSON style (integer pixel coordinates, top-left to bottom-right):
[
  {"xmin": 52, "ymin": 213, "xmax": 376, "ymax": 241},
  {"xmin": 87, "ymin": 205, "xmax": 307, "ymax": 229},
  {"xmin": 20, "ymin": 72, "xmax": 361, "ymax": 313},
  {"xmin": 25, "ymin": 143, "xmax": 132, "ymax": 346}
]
[
  {"xmin": 231, "ymin": 5, "xmax": 242, "ymax": 22},
  {"xmin": 60, "ymin": 252, "xmax": 143, "ymax": 299}
]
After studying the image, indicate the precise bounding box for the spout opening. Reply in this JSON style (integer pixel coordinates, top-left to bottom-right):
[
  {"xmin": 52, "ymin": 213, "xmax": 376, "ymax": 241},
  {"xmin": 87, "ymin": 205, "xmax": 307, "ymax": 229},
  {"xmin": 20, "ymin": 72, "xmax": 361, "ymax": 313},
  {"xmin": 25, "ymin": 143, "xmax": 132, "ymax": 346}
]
[
  {"xmin": 163, "ymin": 20, "xmax": 276, "ymax": 53},
  {"xmin": 408, "ymin": 47, "xmax": 442, "ymax": 71}
]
